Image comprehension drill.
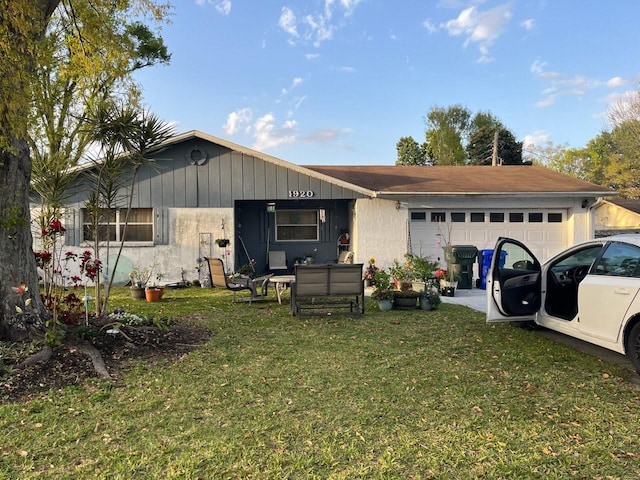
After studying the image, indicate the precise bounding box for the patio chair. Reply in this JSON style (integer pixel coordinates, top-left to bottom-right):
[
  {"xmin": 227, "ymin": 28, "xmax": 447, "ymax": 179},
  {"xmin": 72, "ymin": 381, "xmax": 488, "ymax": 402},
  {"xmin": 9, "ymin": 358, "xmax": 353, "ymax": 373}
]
[
  {"xmin": 206, "ymin": 257, "xmax": 272, "ymax": 304},
  {"xmin": 337, "ymin": 250, "xmax": 354, "ymax": 264},
  {"xmin": 268, "ymin": 250, "xmax": 288, "ymax": 273}
]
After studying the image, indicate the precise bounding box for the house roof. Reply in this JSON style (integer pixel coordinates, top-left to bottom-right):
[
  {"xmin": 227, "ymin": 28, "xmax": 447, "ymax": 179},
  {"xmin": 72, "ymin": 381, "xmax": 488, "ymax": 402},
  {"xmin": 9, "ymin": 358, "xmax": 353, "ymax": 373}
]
[
  {"xmin": 77, "ymin": 130, "xmax": 615, "ymax": 199},
  {"xmin": 304, "ymin": 165, "xmax": 615, "ymax": 197},
  {"xmin": 603, "ymin": 198, "xmax": 640, "ymax": 214},
  {"xmin": 163, "ymin": 131, "xmax": 376, "ymax": 196}
]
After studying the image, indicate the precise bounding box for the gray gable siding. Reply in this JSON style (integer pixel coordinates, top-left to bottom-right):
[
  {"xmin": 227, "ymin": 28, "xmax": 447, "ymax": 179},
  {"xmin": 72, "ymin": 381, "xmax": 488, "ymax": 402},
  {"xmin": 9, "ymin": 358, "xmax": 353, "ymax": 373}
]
[{"xmin": 65, "ymin": 139, "xmax": 363, "ymax": 210}]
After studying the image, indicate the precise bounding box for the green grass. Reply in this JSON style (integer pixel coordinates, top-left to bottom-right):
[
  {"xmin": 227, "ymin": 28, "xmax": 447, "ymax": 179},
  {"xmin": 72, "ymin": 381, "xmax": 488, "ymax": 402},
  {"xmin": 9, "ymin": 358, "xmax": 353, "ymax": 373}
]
[{"xmin": 1, "ymin": 286, "xmax": 639, "ymax": 479}]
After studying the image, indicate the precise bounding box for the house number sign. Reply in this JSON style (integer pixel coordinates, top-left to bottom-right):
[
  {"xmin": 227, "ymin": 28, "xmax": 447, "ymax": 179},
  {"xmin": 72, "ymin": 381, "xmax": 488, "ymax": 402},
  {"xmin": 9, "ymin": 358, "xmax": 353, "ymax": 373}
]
[{"xmin": 288, "ymin": 190, "xmax": 314, "ymax": 198}]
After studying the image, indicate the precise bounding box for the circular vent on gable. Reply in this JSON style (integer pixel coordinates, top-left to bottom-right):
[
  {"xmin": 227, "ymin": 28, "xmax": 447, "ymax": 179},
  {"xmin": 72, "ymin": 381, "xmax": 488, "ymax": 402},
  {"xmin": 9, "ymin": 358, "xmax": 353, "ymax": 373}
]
[{"xmin": 186, "ymin": 147, "xmax": 208, "ymax": 166}]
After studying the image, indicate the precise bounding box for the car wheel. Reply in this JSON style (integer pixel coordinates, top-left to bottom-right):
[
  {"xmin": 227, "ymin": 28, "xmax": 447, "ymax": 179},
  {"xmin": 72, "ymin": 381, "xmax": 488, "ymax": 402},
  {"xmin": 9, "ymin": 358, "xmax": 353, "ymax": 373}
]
[{"xmin": 625, "ymin": 322, "xmax": 640, "ymax": 374}]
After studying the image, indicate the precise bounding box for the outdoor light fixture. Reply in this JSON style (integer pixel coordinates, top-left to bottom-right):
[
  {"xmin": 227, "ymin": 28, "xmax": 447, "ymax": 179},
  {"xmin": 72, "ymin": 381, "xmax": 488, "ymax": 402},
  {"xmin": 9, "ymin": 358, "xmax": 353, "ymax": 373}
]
[
  {"xmin": 266, "ymin": 202, "xmax": 276, "ymax": 213},
  {"xmin": 396, "ymin": 201, "xmax": 401, "ymax": 210}
]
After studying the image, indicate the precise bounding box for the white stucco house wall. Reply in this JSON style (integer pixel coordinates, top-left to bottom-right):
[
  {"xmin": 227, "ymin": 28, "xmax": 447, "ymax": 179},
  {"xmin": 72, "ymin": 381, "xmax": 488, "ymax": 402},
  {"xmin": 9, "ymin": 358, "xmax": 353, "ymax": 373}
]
[{"xmin": 30, "ymin": 131, "xmax": 615, "ymax": 285}]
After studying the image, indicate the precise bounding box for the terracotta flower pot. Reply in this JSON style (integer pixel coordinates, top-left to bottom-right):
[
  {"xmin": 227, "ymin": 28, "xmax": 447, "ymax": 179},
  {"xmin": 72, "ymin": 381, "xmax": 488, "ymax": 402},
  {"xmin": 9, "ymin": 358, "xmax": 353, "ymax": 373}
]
[{"xmin": 145, "ymin": 287, "xmax": 163, "ymax": 302}]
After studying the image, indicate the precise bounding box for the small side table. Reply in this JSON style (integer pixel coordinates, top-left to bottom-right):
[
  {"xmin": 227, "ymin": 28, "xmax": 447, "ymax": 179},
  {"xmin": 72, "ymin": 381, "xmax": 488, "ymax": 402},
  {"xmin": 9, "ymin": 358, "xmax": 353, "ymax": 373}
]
[{"xmin": 269, "ymin": 275, "xmax": 295, "ymax": 304}]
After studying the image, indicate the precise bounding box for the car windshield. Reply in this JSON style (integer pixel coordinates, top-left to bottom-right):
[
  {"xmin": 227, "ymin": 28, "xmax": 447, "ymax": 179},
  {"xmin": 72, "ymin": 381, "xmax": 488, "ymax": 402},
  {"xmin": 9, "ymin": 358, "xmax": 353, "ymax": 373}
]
[{"xmin": 554, "ymin": 245, "xmax": 602, "ymax": 269}]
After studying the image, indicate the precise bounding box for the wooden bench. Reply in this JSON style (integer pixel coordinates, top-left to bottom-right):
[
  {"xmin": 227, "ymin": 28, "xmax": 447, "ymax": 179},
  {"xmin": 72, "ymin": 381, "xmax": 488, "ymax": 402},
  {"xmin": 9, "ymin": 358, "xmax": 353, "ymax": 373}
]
[{"xmin": 290, "ymin": 263, "xmax": 365, "ymax": 317}]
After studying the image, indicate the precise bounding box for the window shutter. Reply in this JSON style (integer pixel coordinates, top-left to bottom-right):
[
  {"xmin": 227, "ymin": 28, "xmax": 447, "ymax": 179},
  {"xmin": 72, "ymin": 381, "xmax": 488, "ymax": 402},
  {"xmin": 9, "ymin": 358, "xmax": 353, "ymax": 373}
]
[{"xmin": 64, "ymin": 208, "xmax": 78, "ymax": 246}]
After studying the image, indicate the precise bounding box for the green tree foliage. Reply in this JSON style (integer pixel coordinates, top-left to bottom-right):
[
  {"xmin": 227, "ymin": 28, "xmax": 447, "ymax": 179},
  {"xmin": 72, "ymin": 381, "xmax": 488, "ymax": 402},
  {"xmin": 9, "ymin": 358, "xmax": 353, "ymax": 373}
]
[
  {"xmin": 423, "ymin": 105, "xmax": 470, "ymax": 165},
  {"xmin": 467, "ymin": 127, "xmax": 523, "ymax": 165},
  {"xmin": 403, "ymin": 106, "xmax": 522, "ymax": 166},
  {"xmin": 606, "ymin": 90, "xmax": 640, "ymax": 197},
  {"xmin": 396, "ymin": 136, "xmax": 428, "ymax": 165},
  {"xmin": 83, "ymin": 103, "xmax": 174, "ymax": 315},
  {"xmin": 466, "ymin": 111, "xmax": 522, "ymax": 165},
  {"xmin": 522, "ymin": 87, "xmax": 640, "ymax": 198},
  {"xmin": 29, "ymin": 5, "xmax": 171, "ymax": 206},
  {"xmin": 0, "ymin": 0, "xmax": 171, "ymax": 340}
]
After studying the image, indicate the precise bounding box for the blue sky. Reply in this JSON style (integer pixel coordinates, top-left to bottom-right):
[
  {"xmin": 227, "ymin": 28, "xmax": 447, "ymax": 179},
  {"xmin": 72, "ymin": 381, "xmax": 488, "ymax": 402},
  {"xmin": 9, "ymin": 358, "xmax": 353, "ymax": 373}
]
[{"xmin": 134, "ymin": 1, "xmax": 640, "ymax": 165}]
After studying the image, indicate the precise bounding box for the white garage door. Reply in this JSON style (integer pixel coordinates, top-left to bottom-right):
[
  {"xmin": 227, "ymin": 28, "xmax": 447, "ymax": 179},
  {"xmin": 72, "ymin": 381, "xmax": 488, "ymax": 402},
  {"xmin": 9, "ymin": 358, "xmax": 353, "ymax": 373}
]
[{"xmin": 409, "ymin": 209, "xmax": 567, "ymax": 266}]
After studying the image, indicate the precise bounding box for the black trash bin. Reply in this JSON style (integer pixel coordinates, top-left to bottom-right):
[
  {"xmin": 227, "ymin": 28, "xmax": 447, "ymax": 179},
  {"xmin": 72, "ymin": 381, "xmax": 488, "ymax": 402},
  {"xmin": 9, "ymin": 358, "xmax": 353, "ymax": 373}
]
[{"xmin": 445, "ymin": 245, "xmax": 478, "ymax": 289}]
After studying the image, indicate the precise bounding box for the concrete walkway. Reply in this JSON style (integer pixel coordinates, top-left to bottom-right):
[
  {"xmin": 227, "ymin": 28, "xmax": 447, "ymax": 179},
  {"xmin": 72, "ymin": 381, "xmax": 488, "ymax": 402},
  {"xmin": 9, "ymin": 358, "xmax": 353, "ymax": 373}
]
[{"xmin": 440, "ymin": 287, "xmax": 486, "ymax": 312}]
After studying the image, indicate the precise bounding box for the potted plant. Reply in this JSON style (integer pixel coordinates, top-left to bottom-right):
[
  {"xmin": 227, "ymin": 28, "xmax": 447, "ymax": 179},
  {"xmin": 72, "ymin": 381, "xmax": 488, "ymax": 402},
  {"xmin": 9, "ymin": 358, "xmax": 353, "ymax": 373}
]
[
  {"xmin": 404, "ymin": 252, "xmax": 439, "ymax": 292},
  {"xmin": 419, "ymin": 285, "xmax": 441, "ymax": 311},
  {"xmin": 363, "ymin": 257, "xmax": 379, "ymax": 287},
  {"xmin": 371, "ymin": 270, "xmax": 394, "ymax": 311},
  {"xmin": 129, "ymin": 264, "xmax": 155, "ymax": 299},
  {"xmin": 215, "ymin": 238, "xmax": 230, "ymax": 247},
  {"xmin": 438, "ymin": 268, "xmax": 460, "ymax": 297},
  {"xmin": 388, "ymin": 257, "xmax": 414, "ymax": 291},
  {"xmin": 304, "ymin": 248, "xmax": 318, "ymax": 264},
  {"xmin": 392, "ymin": 281, "xmax": 420, "ymax": 309},
  {"xmin": 145, "ymin": 272, "xmax": 165, "ymax": 302}
]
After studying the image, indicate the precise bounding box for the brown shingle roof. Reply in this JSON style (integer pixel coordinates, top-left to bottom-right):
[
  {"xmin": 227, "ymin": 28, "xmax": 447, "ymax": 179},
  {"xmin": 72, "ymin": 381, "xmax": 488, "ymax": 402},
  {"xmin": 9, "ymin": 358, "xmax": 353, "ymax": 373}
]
[
  {"xmin": 304, "ymin": 165, "xmax": 614, "ymax": 195},
  {"xmin": 608, "ymin": 198, "xmax": 640, "ymax": 214}
]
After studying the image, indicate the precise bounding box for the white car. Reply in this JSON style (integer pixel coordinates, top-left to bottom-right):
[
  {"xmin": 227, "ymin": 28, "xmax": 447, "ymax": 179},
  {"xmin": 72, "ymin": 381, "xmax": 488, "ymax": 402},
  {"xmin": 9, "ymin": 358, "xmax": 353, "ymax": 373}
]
[{"xmin": 486, "ymin": 235, "xmax": 640, "ymax": 374}]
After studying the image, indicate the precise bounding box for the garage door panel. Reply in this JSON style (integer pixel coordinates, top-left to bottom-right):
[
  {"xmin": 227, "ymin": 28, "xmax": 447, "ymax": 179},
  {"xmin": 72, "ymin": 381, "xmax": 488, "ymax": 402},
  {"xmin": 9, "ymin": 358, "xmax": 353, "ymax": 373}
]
[
  {"xmin": 526, "ymin": 230, "xmax": 544, "ymax": 242},
  {"xmin": 450, "ymin": 231, "xmax": 468, "ymax": 243},
  {"xmin": 469, "ymin": 230, "xmax": 488, "ymax": 242},
  {"xmin": 546, "ymin": 230, "xmax": 564, "ymax": 242},
  {"xmin": 505, "ymin": 229, "xmax": 526, "ymax": 242},
  {"xmin": 488, "ymin": 229, "xmax": 507, "ymax": 243},
  {"xmin": 410, "ymin": 209, "xmax": 568, "ymax": 268}
]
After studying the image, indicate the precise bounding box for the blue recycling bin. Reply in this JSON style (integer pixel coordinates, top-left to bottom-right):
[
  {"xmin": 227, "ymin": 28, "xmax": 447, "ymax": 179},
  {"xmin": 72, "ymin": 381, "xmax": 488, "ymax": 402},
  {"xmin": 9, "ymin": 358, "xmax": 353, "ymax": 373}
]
[{"xmin": 479, "ymin": 249, "xmax": 507, "ymax": 290}]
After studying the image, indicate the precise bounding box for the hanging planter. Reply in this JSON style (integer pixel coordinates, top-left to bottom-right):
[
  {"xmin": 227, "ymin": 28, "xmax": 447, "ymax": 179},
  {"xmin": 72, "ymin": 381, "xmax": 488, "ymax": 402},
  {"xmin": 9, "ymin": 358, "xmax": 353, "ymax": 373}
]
[{"xmin": 215, "ymin": 238, "xmax": 230, "ymax": 247}]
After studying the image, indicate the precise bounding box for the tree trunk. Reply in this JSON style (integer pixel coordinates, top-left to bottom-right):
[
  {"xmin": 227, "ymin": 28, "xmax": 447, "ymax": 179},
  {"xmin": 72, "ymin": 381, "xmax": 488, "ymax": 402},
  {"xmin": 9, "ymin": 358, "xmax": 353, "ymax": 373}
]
[
  {"xmin": 0, "ymin": 139, "xmax": 48, "ymax": 340},
  {"xmin": 0, "ymin": 1, "xmax": 61, "ymax": 340}
]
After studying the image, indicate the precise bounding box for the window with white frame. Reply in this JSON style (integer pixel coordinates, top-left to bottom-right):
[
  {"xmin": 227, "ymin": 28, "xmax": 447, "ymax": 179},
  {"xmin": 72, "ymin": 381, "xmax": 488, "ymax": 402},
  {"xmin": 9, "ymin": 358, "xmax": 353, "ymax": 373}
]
[
  {"xmin": 82, "ymin": 208, "xmax": 153, "ymax": 243},
  {"xmin": 275, "ymin": 210, "xmax": 319, "ymax": 241}
]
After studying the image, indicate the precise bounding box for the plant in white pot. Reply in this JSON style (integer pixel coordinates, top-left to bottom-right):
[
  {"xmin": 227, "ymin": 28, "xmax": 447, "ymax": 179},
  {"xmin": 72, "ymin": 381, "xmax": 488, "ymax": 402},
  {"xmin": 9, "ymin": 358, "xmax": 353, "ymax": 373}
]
[{"xmin": 371, "ymin": 270, "xmax": 394, "ymax": 311}]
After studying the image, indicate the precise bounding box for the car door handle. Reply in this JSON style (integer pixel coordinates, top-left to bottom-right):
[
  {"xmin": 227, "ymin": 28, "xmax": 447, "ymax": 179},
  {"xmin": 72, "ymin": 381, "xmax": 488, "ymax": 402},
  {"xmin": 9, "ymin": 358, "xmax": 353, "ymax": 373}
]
[{"xmin": 614, "ymin": 288, "xmax": 630, "ymax": 295}]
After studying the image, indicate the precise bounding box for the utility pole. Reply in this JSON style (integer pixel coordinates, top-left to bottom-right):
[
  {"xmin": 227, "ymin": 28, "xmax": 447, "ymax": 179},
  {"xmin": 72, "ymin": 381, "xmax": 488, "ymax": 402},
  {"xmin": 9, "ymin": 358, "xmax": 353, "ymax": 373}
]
[{"xmin": 491, "ymin": 130, "xmax": 499, "ymax": 166}]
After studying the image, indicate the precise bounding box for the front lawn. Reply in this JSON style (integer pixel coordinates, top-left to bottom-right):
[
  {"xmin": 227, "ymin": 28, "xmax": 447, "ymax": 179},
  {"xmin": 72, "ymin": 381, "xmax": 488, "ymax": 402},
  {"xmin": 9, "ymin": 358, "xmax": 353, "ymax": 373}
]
[{"xmin": 1, "ymin": 286, "xmax": 638, "ymax": 478}]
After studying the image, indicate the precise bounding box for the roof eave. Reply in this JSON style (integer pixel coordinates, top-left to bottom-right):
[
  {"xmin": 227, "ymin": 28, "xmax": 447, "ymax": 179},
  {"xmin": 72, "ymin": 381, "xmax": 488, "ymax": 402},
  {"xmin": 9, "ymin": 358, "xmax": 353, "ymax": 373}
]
[{"xmin": 373, "ymin": 191, "xmax": 617, "ymax": 197}]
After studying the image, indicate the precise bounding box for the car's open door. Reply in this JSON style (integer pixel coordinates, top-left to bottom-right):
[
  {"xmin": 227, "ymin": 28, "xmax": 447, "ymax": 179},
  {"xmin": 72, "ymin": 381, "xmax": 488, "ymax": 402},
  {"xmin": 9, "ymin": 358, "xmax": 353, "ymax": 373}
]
[{"xmin": 486, "ymin": 237, "xmax": 542, "ymax": 323}]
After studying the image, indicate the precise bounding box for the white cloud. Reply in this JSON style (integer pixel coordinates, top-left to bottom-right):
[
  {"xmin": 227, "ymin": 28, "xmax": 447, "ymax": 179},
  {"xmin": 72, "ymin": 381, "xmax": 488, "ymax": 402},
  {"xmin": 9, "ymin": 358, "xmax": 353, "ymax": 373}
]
[
  {"xmin": 294, "ymin": 95, "xmax": 308, "ymax": 109},
  {"xmin": 422, "ymin": 19, "xmax": 438, "ymax": 34},
  {"xmin": 195, "ymin": 0, "xmax": 231, "ymax": 15},
  {"xmin": 222, "ymin": 108, "xmax": 252, "ymax": 135},
  {"xmin": 303, "ymin": 13, "xmax": 335, "ymax": 46},
  {"xmin": 252, "ymin": 114, "xmax": 298, "ymax": 150},
  {"xmin": 278, "ymin": 77, "xmax": 306, "ymax": 104},
  {"xmin": 279, "ymin": 1, "xmax": 362, "ymax": 47},
  {"xmin": 531, "ymin": 60, "xmax": 602, "ymax": 109},
  {"xmin": 305, "ymin": 53, "xmax": 320, "ymax": 60},
  {"xmin": 606, "ymin": 76, "xmax": 627, "ymax": 88},
  {"xmin": 215, "ymin": 0, "xmax": 231, "ymax": 15},
  {"xmin": 441, "ymin": 3, "xmax": 512, "ymax": 61},
  {"xmin": 279, "ymin": 7, "xmax": 298, "ymax": 37},
  {"xmin": 303, "ymin": 127, "xmax": 354, "ymax": 144},
  {"xmin": 520, "ymin": 18, "xmax": 535, "ymax": 31},
  {"xmin": 523, "ymin": 130, "xmax": 549, "ymax": 149}
]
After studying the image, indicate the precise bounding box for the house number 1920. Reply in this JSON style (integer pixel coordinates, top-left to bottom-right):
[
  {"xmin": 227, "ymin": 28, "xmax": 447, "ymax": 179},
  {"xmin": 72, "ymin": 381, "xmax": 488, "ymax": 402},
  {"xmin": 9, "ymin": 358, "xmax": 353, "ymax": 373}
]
[{"xmin": 288, "ymin": 190, "xmax": 314, "ymax": 198}]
